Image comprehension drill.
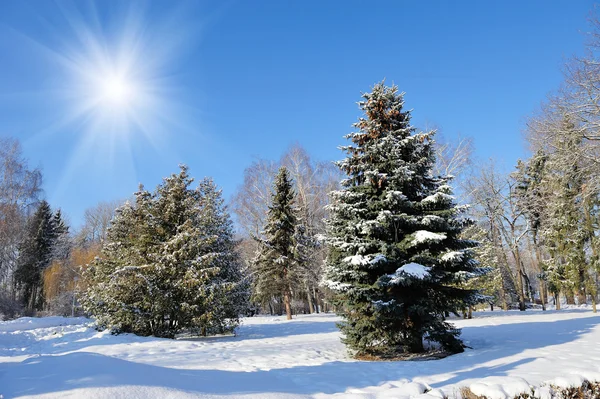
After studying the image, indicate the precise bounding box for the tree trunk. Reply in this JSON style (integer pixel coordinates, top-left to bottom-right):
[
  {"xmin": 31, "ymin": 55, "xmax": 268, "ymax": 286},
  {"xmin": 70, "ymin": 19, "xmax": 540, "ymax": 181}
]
[
  {"xmin": 283, "ymin": 291, "xmax": 292, "ymax": 320},
  {"xmin": 409, "ymin": 331, "xmax": 424, "ymax": 353},
  {"xmin": 306, "ymin": 284, "xmax": 314, "ymax": 314},
  {"xmin": 530, "ymin": 233, "xmax": 547, "ymax": 311},
  {"xmin": 555, "ymin": 292, "xmax": 561, "ymax": 310},
  {"xmin": 468, "ymin": 306, "xmax": 473, "ymax": 319},
  {"xmin": 592, "ymin": 294, "xmax": 597, "ymax": 313},
  {"xmin": 566, "ymin": 291, "xmax": 575, "ymax": 305},
  {"xmin": 313, "ymin": 287, "xmax": 320, "ymax": 313},
  {"xmin": 512, "ymin": 233, "xmax": 527, "ymax": 311},
  {"xmin": 576, "ymin": 290, "xmax": 587, "ymax": 305}
]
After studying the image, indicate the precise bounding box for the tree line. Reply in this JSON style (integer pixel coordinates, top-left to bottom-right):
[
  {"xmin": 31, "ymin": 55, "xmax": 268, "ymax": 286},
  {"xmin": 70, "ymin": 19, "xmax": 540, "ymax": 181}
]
[{"xmin": 463, "ymin": 15, "xmax": 600, "ymax": 314}]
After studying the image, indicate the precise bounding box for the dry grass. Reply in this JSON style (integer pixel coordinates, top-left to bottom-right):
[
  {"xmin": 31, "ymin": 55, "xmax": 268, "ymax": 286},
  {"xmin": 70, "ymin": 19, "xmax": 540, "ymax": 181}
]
[
  {"xmin": 355, "ymin": 349, "xmax": 451, "ymax": 362},
  {"xmin": 459, "ymin": 386, "xmax": 484, "ymax": 399},
  {"xmin": 458, "ymin": 380, "xmax": 600, "ymax": 399}
]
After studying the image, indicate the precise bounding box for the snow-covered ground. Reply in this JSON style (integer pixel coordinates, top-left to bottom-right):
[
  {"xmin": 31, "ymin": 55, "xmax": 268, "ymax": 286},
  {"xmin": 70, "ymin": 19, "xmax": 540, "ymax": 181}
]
[{"xmin": 1, "ymin": 309, "xmax": 599, "ymax": 399}]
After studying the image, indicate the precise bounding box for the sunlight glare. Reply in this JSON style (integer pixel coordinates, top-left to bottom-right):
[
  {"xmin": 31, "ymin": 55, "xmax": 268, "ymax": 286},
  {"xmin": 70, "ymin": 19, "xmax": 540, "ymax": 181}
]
[{"xmin": 100, "ymin": 75, "xmax": 134, "ymax": 106}]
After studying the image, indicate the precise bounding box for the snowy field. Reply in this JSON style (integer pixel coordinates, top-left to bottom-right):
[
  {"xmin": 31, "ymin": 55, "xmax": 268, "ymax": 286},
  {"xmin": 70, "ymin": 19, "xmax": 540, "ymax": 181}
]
[{"xmin": 1, "ymin": 309, "xmax": 600, "ymax": 399}]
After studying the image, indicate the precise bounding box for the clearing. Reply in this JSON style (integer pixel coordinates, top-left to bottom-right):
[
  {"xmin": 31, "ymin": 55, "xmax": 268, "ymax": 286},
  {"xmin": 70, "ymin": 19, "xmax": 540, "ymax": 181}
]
[{"xmin": 1, "ymin": 309, "xmax": 599, "ymax": 398}]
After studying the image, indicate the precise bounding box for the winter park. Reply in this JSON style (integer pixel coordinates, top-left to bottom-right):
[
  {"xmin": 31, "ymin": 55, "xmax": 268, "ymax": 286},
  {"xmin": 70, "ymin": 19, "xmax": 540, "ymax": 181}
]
[{"xmin": 3, "ymin": 2, "xmax": 600, "ymax": 399}]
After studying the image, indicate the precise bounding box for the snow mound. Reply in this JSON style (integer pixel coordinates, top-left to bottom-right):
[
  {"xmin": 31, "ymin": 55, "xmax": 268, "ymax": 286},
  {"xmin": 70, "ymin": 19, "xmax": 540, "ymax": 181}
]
[{"xmin": 470, "ymin": 377, "xmax": 531, "ymax": 399}]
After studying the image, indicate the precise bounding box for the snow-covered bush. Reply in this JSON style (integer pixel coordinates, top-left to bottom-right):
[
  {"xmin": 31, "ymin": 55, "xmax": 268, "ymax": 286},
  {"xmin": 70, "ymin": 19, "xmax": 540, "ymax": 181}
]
[
  {"xmin": 0, "ymin": 290, "xmax": 23, "ymax": 320},
  {"xmin": 80, "ymin": 166, "xmax": 249, "ymax": 338}
]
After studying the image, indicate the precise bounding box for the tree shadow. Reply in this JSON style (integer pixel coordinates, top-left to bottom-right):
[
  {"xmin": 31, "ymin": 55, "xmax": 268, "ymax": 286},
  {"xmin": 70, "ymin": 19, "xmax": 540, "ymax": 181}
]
[{"xmin": 235, "ymin": 316, "xmax": 340, "ymax": 341}]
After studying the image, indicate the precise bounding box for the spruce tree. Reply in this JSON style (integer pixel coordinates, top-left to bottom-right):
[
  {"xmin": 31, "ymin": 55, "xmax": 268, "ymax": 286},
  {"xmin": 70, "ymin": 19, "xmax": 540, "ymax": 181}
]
[
  {"xmin": 195, "ymin": 177, "xmax": 250, "ymax": 333},
  {"xmin": 81, "ymin": 166, "xmax": 247, "ymax": 337},
  {"xmin": 252, "ymin": 166, "xmax": 299, "ymax": 320},
  {"xmin": 513, "ymin": 151, "xmax": 549, "ymax": 309},
  {"xmin": 324, "ymin": 82, "xmax": 482, "ymax": 357},
  {"xmin": 15, "ymin": 200, "xmax": 55, "ymax": 312},
  {"xmin": 542, "ymin": 119, "xmax": 587, "ymax": 307}
]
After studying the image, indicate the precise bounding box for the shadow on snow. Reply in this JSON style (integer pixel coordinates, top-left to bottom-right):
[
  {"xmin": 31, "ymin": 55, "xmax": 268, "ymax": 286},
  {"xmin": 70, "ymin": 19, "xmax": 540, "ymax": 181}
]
[{"xmin": 1, "ymin": 313, "xmax": 599, "ymax": 397}]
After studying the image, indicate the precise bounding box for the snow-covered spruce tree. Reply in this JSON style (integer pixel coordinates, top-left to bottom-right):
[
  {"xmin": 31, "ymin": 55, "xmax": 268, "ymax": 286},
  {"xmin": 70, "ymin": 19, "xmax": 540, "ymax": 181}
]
[
  {"xmin": 14, "ymin": 200, "xmax": 56, "ymax": 313},
  {"xmin": 81, "ymin": 165, "xmax": 247, "ymax": 338},
  {"xmin": 324, "ymin": 82, "xmax": 482, "ymax": 357},
  {"xmin": 252, "ymin": 166, "xmax": 299, "ymax": 320},
  {"xmin": 195, "ymin": 178, "xmax": 250, "ymax": 333}
]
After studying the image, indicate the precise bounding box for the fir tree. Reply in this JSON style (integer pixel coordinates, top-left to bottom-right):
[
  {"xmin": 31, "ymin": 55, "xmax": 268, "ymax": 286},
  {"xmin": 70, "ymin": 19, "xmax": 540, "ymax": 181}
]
[
  {"xmin": 324, "ymin": 82, "xmax": 482, "ymax": 357},
  {"xmin": 195, "ymin": 178, "xmax": 250, "ymax": 333},
  {"xmin": 542, "ymin": 119, "xmax": 587, "ymax": 307},
  {"xmin": 252, "ymin": 167, "xmax": 299, "ymax": 320},
  {"xmin": 14, "ymin": 200, "xmax": 55, "ymax": 312},
  {"xmin": 50, "ymin": 209, "xmax": 72, "ymax": 262},
  {"xmin": 81, "ymin": 165, "xmax": 247, "ymax": 337},
  {"xmin": 513, "ymin": 151, "xmax": 549, "ymax": 309}
]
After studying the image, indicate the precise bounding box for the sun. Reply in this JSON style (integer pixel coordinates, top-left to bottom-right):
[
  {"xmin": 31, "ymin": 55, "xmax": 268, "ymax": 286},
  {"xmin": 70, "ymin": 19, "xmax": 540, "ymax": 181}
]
[
  {"xmin": 100, "ymin": 75, "xmax": 135, "ymax": 106},
  {"xmin": 16, "ymin": 0, "xmax": 200, "ymax": 196}
]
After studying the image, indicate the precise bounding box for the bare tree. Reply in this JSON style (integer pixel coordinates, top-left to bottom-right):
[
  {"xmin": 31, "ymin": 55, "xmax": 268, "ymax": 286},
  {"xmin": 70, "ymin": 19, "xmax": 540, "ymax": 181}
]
[
  {"xmin": 466, "ymin": 162, "xmax": 530, "ymax": 311},
  {"xmin": 76, "ymin": 200, "xmax": 123, "ymax": 245},
  {"xmin": 231, "ymin": 159, "xmax": 278, "ymax": 239},
  {"xmin": 433, "ymin": 135, "xmax": 474, "ymax": 183},
  {"xmin": 0, "ymin": 138, "xmax": 42, "ymax": 300}
]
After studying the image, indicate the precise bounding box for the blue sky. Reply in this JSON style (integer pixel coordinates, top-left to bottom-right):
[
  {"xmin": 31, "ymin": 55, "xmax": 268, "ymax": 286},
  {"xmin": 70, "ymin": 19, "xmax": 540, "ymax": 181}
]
[{"xmin": 0, "ymin": 0, "xmax": 594, "ymax": 228}]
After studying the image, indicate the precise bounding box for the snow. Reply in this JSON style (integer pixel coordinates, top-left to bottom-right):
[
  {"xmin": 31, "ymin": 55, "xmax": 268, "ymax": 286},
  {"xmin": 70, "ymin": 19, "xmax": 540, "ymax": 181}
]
[
  {"xmin": 344, "ymin": 254, "xmax": 370, "ymax": 266},
  {"xmin": 370, "ymin": 255, "xmax": 387, "ymax": 264},
  {"xmin": 322, "ymin": 279, "xmax": 352, "ymax": 291},
  {"xmin": 411, "ymin": 230, "xmax": 446, "ymax": 245},
  {"xmin": 421, "ymin": 192, "xmax": 454, "ymax": 204},
  {"xmin": 441, "ymin": 251, "xmax": 464, "ymax": 262},
  {"xmin": 1, "ymin": 309, "xmax": 600, "ymax": 398},
  {"xmin": 392, "ymin": 263, "xmax": 431, "ymax": 280}
]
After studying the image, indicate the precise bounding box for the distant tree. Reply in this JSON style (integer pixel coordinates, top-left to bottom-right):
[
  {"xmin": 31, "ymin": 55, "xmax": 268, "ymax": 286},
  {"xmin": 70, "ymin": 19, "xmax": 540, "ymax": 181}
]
[
  {"xmin": 76, "ymin": 200, "xmax": 122, "ymax": 246},
  {"xmin": 252, "ymin": 167, "xmax": 299, "ymax": 320},
  {"xmin": 81, "ymin": 166, "xmax": 247, "ymax": 337},
  {"xmin": 324, "ymin": 82, "xmax": 482, "ymax": 357},
  {"xmin": 232, "ymin": 145, "xmax": 340, "ymax": 315},
  {"xmin": 465, "ymin": 162, "xmax": 528, "ymax": 311},
  {"xmin": 512, "ymin": 151, "xmax": 550, "ymax": 310},
  {"xmin": 14, "ymin": 201, "xmax": 55, "ymax": 312},
  {"xmin": 461, "ymin": 225, "xmax": 502, "ymax": 311},
  {"xmin": 0, "ymin": 137, "xmax": 42, "ymax": 306}
]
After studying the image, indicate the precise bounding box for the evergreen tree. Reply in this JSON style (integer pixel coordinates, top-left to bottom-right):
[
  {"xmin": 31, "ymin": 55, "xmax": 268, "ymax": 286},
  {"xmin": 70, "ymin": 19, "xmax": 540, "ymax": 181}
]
[
  {"xmin": 294, "ymin": 220, "xmax": 320, "ymax": 312},
  {"xmin": 81, "ymin": 166, "xmax": 247, "ymax": 337},
  {"xmin": 324, "ymin": 82, "xmax": 482, "ymax": 357},
  {"xmin": 461, "ymin": 225, "xmax": 502, "ymax": 311},
  {"xmin": 14, "ymin": 200, "xmax": 55, "ymax": 312},
  {"xmin": 513, "ymin": 151, "xmax": 549, "ymax": 309},
  {"xmin": 50, "ymin": 209, "xmax": 72, "ymax": 262},
  {"xmin": 195, "ymin": 177, "xmax": 250, "ymax": 333},
  {"xmin": 542, "ymin": 118, "xmax": 587, "ymax": 307},
  {"xmin": 252, "ymin": 167, "xmax": 299, "ymax": 320}
]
